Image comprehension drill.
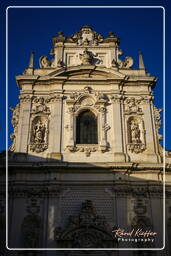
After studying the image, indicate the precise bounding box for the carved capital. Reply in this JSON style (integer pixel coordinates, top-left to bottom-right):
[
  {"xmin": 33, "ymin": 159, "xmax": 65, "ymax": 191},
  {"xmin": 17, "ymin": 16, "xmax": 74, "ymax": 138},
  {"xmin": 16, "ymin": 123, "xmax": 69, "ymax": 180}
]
[
  {"xmin": 20, "ymin": 94, "xmax": 32, "ymax": 103},
  {"xmin": 46, "ymin": 94, "xmax": 63, "ymax": 103},
  {"xmin": 110, "ymin": 95, "xmax": 122, "ymax": 103}
]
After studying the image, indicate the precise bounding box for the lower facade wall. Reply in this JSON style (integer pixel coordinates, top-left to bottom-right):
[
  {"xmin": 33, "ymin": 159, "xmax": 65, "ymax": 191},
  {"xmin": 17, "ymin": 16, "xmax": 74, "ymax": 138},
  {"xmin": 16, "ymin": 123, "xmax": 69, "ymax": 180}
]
[{"xmin": 1, "ymin": 168, "xmax": 171, "ymax": 256}]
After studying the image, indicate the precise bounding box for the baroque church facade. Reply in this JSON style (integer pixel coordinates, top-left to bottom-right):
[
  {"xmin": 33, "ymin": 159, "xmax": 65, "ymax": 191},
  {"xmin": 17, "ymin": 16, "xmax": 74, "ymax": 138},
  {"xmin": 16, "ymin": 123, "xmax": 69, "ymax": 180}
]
[{"xmin": 1, "ymin": 25, "xmax": 171, "ymax": 256}]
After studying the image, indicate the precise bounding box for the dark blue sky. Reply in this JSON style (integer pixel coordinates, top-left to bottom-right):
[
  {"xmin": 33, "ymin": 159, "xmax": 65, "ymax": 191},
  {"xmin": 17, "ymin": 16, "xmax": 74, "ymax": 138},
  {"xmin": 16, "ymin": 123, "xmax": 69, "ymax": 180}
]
[{"xmin": 0, "ymin": 1, "xmax": 170, "ymax": 151}]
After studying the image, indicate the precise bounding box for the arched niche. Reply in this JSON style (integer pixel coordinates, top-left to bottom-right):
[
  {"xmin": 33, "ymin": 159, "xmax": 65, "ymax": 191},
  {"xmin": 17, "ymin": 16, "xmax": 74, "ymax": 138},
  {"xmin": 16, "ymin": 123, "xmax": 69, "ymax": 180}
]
[
  {"xmin": 127, "ymin": 116, "xmax": 146, "ymax": 154},
  {"xmin": 30, "ymin": 116, "xmax": 48, "ymax": 153}
]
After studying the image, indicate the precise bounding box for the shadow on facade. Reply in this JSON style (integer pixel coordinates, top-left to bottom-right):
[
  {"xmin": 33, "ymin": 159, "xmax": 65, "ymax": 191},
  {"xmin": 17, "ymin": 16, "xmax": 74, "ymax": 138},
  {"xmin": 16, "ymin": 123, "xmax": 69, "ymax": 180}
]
[{"xmin": 0, "ymin": 151, "xmax": 169, "ymax": 256}]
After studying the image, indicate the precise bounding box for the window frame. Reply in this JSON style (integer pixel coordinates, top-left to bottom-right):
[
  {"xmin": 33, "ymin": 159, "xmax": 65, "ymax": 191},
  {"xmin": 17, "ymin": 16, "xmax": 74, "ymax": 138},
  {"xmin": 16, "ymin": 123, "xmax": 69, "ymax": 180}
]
[{"xmin": 74, "ymin": 108, "xmax": 99, "ymax": 145}]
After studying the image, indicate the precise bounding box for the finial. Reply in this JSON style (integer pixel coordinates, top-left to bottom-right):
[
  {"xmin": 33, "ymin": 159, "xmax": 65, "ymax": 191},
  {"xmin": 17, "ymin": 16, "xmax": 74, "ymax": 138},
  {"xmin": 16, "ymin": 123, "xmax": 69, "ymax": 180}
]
[
  {"xmin": 138, "ymin": 51, "xmax": 145, "ymax": 69},
  {"xmin": 109, "ymin": 32, "xmax": 115, "ymax": 37},
  {"xmin": 28, "ymin": 51, "xmax": 35, "ymax": 68},
  {"xmin": 58, "ymin": 32, "xmax": 64, "ymax": 38}
]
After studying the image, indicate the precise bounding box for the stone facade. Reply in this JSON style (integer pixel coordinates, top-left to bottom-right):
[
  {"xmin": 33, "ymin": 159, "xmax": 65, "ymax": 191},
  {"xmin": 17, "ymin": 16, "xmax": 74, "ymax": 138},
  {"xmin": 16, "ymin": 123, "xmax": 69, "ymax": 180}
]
[{"xmin": 1, "ymin": 25, "xmax": 171, "ymax": 255}]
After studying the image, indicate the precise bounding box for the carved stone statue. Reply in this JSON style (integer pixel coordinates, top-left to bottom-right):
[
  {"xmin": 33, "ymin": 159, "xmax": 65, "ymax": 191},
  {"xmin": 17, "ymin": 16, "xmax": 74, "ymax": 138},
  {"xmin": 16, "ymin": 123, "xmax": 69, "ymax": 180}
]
[
  {"xmin": 80, "ymin": 49, "xmax": 93, "ymax": 65},
  {"xmin": 33, "ymin": 121, "xmax": 45, "ymax": 143},
  {"xmin": 30, "ymin": 118, "xmax": 48, "ymax": 153},
  {"xmin": 130, "ymin": 120, "xmax": 141, "ymax": 144}
]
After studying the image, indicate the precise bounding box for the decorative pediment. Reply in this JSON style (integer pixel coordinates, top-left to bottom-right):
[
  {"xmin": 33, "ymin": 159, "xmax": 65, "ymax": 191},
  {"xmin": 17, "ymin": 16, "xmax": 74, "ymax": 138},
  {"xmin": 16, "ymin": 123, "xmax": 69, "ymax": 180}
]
[{"xmin": 48, "ymin": 66, "xmax": 126, "ymax": 80}]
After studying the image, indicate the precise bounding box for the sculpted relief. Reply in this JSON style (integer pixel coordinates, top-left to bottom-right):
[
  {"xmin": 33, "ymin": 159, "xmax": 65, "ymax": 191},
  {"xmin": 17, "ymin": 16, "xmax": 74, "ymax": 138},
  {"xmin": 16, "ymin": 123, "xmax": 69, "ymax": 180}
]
[
  {"xmin": 127, "ymin": 117, "xmax": 146, "ymax": 154},
  {"xmin": 30, "ymin": 117, "xmax": 48, "ymax": 153},
  {"xmin": 29, "ymin": 96, "xmax": 50, "ymax": 153},
  {"xmin": 79, "ymin": 48, "xmax": 93, "ymax": 65},
  {"xmin": 124, "ymin": 97, "xmax": 142, "ymax": 114},
  {"xmin": 130, "ymin": 120, "xmax": 141, "ymax": 144}
]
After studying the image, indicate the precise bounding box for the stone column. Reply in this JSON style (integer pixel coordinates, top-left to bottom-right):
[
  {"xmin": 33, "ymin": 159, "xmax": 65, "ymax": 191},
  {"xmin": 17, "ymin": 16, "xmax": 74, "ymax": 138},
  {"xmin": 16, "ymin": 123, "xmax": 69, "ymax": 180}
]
[
  {"xmin": 16, "ymin": 94, "xmax": 32, "ymax": 153},
  {"xmin": 111, "ymin": 95, "xmax": 126, "ymax": 162}
]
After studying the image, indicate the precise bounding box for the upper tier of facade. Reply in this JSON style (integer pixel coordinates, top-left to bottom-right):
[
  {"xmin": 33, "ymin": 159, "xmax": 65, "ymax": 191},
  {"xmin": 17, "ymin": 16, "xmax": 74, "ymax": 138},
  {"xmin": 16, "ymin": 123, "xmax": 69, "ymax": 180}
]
[{"xmin": 10, "ymin": 26, "xmax": 163, "ymax": 164}]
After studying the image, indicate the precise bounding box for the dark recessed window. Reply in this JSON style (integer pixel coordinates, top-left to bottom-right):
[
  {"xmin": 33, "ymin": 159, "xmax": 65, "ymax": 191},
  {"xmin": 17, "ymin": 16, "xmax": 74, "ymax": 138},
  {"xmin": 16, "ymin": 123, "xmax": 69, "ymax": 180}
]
[{"xmin": 76, "ymin": 110, "xmax": 98, "ymax": 144}]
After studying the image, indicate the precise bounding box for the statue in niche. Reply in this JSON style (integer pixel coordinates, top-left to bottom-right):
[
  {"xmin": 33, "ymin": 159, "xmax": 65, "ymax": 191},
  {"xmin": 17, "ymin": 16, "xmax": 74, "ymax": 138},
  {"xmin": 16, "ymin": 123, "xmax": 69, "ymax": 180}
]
[
  {"xmin": 33, "ymin": 120, "xmax": 46, "ymax": 143},
  {"xmin": 130, "ymin": 120, "xmax": 141, "ymax": 144},
  {"xmin": 30, "ymin": 118, "xmax": 48, "ymax": 153}
]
